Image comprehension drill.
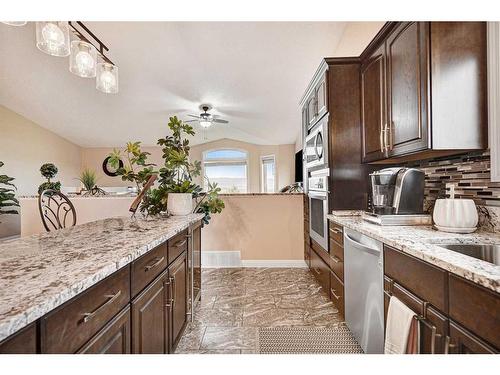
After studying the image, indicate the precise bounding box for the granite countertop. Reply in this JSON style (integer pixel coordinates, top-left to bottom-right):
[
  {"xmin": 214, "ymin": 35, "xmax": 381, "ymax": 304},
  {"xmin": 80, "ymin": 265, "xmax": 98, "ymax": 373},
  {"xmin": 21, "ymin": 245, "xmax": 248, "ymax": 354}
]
[
  {"xmin": 327, "ymin": 211, "xmax": 500, "ymax": 293},
  {"xmin": 0, "ymin": 213, "xmax": 204, "ymax": 342}
]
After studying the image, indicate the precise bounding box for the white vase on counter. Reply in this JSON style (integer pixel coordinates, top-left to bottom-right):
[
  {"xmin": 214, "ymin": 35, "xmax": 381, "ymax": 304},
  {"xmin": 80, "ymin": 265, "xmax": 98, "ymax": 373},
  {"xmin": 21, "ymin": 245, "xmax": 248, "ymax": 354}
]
[
  {"xmin": 167, "ymin": 193, "xmax": 193, "ymax": 216},
  {"xmin": 432, "ymin": 198, "xmax": 478, "ymax": 233}
]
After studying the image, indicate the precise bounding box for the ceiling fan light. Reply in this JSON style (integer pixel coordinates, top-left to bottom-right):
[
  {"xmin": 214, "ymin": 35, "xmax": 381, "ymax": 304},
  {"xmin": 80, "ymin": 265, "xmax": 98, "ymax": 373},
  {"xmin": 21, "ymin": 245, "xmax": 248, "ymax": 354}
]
[
  {"xmin": 36, "ymin": 22, "xmax": 70, "ymax": 57},
  {"xmin": 1, "ymin": 21, "xmax": 27, "ymax": 26},
  {"xmin": 96, "ymin": 62, "xmax": 119, "ymax": 94},
  {"xmin": 69, "ymin": 40, "xmax": 97, "ymax": 78},
  {"xmin": 200, "ymin": 120, "xmax": 212, "ymax": 128}
]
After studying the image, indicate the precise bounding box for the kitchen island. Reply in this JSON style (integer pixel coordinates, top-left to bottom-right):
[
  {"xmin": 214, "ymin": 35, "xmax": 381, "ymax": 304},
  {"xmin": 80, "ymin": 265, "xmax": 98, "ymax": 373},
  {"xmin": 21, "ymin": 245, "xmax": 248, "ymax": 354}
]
[{"xmin": 0, "ymin": 213, "xmax": 204, "ymax": 353}]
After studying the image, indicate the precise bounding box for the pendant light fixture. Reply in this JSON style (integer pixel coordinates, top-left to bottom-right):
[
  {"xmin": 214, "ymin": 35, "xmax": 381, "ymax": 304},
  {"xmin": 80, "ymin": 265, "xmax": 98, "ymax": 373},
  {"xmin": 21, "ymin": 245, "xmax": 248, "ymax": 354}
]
[
  {"xmin": 69, "ymin": 40, "xmax": 97, "ymax": 78},
  {"xmin": 1, "ymin": 22, "xmax": 27, "ymax": 26},
  {"xmin": 35, "ymin": 22, "xmax": 70, "ymax": 57},
  {"xmin": 96, "ymin": 62, "xmax": 119, "ymax": 94}
]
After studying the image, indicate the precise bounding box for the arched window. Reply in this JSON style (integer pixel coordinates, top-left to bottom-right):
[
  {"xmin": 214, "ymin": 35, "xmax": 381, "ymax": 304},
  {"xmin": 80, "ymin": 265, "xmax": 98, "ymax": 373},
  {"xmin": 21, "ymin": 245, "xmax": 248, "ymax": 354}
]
[{"xmin": 203, "ymin": 149, "xmax": 248, "ymax": 193}]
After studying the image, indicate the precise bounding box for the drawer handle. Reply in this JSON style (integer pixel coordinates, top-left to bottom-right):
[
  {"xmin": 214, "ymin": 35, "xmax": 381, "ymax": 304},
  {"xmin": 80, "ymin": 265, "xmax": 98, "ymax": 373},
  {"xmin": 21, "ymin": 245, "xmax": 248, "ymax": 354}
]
[
  {"xmin": 145, "ymin": 256, "xmax": 165, "ymax": 271},
  {"xmin": 330, "ymin": 227, "xmax": 342, "ymax": 234},
  {"xmin": 330, "ymin": 288, "xmax": 341, "ymax": 300},
  {"xmin": 82, "ymin": 290, "xmax": 122, "ymax": 323},
  {"xmin": 164, "ymin": 277, "xmax": 174, "ymax": 308},
  {"xmin": 414, "ymin": 315, "xmax": 441, "ymax": 354},
  {"xmin": 330, "ymin": 255, "xmax": 341, "ymax": 264},
  {"xmin": 172, "ymin": 239, "xmax": 187, "ymax": 248},
  {"xmin": 313, "ymin": 267, "xmax": 321, "ymax": 275}
]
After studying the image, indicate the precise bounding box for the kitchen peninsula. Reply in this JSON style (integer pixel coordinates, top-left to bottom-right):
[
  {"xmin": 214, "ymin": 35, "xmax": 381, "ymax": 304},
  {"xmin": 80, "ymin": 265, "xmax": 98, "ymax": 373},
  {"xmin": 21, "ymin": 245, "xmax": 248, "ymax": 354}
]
[{"xmin": 0, "ymin": 213, "xmax": 203, "ymax": 354}]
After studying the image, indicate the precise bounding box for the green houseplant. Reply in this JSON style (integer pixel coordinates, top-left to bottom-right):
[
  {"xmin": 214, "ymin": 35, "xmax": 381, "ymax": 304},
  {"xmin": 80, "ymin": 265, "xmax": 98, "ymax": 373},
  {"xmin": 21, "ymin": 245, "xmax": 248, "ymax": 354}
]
[
  {"xmin": 0, "ymin": 161, "xmax": 20, "ymax": 221},
  {"xmin": 38, "ymin": 163, "xmax": 61, "ymax": 194},
  {"xmin": 76, "ymin": 168, "xmax": 105, "ymax": 196}
]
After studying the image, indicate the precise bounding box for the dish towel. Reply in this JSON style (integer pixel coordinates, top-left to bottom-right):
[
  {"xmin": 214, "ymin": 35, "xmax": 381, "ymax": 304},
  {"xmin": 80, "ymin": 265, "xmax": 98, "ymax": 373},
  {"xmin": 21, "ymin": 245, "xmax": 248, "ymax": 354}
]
[{"xmin": 384, "ymin": 296, "xmax": 420, "ymax": 354}]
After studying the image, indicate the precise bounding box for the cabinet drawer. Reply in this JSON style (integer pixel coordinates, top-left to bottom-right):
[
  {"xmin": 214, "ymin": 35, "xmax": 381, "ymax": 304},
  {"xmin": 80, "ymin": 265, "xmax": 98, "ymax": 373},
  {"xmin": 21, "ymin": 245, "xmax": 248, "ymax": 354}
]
[
  {"xmin": 168, "ymin": 230, "xmax": 188, "ymax": 264},
  {"xmin": 41, "ymin": 266, "xmax": 130, "ymax": 353},
  {"xmin": 330, "ymin": 271, "xmax": 344, "ymax": 318},
  {"xmin": 78, "ymin": 306, "xmax": 131, "ymax": 354},
  {"xmin": 449, "ymin": 274, "xmax": 500, "ymax": 350},
  {"xmin": 329, "ymin": 237, "xmax": 344, "ymax": 261},
  {"xmin": 329, "ymin": 251, "xmax": 344, "ymax": 281},
  {"xmin": 310, "ymin": 248, "xmax": 329, "ymax": 295},
  {"xmin": 0, "ymin": 323, "xmax": 37, "ymax": 354},
  {"xmin": 329, "ymin": 222, "xmax": 343, "ymax": 245},
  {"xmin": 384, "ymin": 245, "xmax": 447, "ymax": 312},
  {"xmin": 131, "ymin": 242, "xmax": 168, "ymax": 297},
  {"xmin": 449, "ymin": 321, "xmax": 497, "ymax": 354}
]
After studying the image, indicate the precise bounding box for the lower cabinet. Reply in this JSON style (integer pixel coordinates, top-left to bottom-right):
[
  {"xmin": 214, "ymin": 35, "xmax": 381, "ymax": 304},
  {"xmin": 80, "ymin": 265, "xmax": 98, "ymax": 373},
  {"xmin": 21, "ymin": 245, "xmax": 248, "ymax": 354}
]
[
  {"xmin": 169, "ymin": 251, "xmax": 188, "ymax": 352},
  {"xmin": 448, "ymin": 321, "xmax": 497, "ymax": 354},
  {"xmin": 0, "ymin": 323, "xmax": 37, "ymax": 354},
  {"xmin": 131, "ymin": 268, "xmax": 171, "ymax": 354},
  {"xmin": 78, "ymin": 306, "xmax": 131, "ymax": 354}
]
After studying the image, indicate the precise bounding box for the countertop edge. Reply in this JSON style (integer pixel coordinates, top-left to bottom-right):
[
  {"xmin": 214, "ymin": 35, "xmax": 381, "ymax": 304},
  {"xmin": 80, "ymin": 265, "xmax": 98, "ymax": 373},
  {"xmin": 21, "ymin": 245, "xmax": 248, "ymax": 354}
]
[
  {"xmin": 327, "ymin": 214, "xmax": 500, "ymax": 294},
  {"xmin": 0, "ymin": 214, "xmax": 204, "ymax": 342}
]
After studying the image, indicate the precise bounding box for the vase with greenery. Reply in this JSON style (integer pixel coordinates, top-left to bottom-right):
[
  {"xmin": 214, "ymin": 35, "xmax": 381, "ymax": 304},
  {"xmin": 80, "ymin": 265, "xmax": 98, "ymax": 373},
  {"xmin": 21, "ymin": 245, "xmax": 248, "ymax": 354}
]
[
  {"xmin": 38, "ymin": 163, "xmax": 61, "ymax": 194},
  {"xmin": 76, "ymin": 168, "xmax": 105, "ymax": 196},
  {"xmin": 0, "ymin": 161, "xmax": 20, "ymax": 221},
  {"xmin": 108, "ymin": 142, "xmax": 156, "ymax": 193}
]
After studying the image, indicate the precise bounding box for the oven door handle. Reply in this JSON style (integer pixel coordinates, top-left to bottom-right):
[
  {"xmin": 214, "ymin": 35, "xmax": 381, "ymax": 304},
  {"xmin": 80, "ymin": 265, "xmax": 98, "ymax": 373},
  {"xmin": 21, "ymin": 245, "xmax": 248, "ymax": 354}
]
[
  {"xmin": 308, "ymin": 192, "xmax": 327, "ymax": 200},
  {"xmin": 344, "ymin": 233, "xmax": 381, "ymax": 256}
]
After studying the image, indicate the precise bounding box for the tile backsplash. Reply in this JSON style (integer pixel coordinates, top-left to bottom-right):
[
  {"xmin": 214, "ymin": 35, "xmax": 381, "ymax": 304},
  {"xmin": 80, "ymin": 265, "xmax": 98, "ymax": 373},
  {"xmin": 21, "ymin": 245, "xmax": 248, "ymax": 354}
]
[{"xmin": 406, "ymin": 150, "xmax": 500, "ymax": 232}]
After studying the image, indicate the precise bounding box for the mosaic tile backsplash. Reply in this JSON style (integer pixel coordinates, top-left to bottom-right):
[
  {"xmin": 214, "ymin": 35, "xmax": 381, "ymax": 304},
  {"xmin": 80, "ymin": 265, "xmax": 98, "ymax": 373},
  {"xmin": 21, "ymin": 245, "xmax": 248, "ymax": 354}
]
[{"xmin": 406, "ymin": 150, "xmax": 500, "ymax": 232}]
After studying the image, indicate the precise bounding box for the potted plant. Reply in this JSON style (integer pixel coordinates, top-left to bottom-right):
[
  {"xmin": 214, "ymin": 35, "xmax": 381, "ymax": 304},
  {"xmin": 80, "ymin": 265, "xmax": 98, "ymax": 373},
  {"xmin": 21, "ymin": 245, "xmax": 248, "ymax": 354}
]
[
  {"xmin": 76, "ymin": 168, "xmax": 106, "ymax": 196},
  {"xmin": 0, "ymin": 161, "xmax": 19, "ymax": 221},
  {"xmin": 38, "ymin": 163, "xmax": 61, "ymax": 194}
]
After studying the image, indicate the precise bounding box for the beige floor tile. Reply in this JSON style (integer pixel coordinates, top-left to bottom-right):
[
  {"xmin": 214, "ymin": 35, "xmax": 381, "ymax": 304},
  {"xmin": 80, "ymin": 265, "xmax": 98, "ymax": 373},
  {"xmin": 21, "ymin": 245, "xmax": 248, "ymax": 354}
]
[{"xmin": 201, "ymin": 327, "xmax": 258, "ymax": 350}]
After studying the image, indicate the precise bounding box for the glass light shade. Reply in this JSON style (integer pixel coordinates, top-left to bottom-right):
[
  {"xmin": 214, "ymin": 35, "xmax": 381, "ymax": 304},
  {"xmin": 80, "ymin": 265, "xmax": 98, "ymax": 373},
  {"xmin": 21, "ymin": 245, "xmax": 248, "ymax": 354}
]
[
  {"xmin": 200, "ymin": 120, "xmax": 212, "ymax": 128},
  {"xmin": 1, "ymin": 21, "xmax": 27, "ymax": 26},
  {"xmin": 36, "ymin": 21, "xmax": 70, "ymax": 57},
  {"xmin": 69, "ymin": 40, "xmax": 97, "ymax": 78},
  {"xmin": 96, "ymin": 62, "xmax": 119, "ymax": 94}
]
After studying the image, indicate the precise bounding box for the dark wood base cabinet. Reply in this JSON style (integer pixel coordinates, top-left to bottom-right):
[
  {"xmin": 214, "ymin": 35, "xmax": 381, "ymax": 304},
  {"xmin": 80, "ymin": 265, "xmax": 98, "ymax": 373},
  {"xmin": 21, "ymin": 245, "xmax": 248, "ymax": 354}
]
[
  {"xmin": 0, "ymin": 222, "xmax": 201, "ymax": 355},
  {"xmin": 384, "ymin": 245, "xmax": 499, "ymax": 354}
]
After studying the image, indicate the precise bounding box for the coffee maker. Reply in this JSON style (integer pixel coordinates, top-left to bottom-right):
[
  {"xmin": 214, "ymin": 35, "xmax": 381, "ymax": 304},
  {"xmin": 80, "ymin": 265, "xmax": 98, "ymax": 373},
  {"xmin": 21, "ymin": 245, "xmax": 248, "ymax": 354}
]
[{"xmin": 362, "ymin": 167, "xmax": 431, "ymax": 225}]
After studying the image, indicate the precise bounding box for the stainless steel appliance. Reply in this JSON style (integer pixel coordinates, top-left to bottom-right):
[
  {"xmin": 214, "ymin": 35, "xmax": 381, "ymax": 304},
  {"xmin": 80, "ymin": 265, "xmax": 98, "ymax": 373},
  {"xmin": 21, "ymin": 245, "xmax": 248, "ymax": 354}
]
[
  {"xmin": 344, "ymin": 228, "xmax": 384, "ymax": 354},
  {"xmin": 308, "ymin": 168, "xmax": 329, "ymax": 251},
  {"xmin": 435, "ymin": 244, "xmax": 500, "ymax": 266},
  {"xmin": 363, "ymin": 167, "xmax": 431, "ymax": 226},
  {"xmin": 304, "ymin": 116, "xmax": 328, "ymax": 170}
]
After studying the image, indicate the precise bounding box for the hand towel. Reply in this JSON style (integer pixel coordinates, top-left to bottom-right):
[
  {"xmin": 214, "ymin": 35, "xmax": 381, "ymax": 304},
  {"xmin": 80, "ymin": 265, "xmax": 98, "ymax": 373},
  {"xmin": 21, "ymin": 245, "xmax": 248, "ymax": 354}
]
[{"xmin": 384, "ymin": 296, "xmax": 417, "ymax": 354}]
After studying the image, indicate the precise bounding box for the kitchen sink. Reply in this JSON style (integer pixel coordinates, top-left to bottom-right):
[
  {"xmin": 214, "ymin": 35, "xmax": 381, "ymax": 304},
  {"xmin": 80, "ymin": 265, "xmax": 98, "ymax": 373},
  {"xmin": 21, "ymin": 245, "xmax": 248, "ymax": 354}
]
[{"xmin": 437, "ymin": 244, "xmax": 500, "ymax": 266}]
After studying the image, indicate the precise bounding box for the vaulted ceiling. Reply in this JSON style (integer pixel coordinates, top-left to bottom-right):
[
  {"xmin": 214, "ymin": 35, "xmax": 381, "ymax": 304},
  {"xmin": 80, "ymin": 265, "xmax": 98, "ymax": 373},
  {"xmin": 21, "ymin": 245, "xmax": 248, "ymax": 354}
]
[{"xmin": 0, "ymin": 22, "xmax": 348, "ymax": 147}]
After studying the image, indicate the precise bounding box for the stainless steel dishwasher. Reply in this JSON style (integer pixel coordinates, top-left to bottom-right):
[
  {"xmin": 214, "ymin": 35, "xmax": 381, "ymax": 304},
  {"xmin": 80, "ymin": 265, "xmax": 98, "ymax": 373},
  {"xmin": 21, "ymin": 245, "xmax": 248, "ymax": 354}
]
[{"xmin": 344, "ymin": 227, "xmax": 384, "ymax": 354}]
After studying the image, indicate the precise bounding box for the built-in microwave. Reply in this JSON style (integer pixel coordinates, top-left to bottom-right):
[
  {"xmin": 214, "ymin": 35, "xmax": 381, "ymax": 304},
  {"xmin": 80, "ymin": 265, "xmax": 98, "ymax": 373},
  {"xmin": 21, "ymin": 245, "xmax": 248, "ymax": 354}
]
[{"xmin": 304, "ymin": 115, "xmax": 328, "ymax": 170}]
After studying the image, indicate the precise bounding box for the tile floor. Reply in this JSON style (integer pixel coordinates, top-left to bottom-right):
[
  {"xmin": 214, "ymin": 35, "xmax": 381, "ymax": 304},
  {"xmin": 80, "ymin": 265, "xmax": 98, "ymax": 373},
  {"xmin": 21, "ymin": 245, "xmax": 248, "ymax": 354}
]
[{"xmin": 175, "ymin": 267, "xmax": 344, "ymax": 354}]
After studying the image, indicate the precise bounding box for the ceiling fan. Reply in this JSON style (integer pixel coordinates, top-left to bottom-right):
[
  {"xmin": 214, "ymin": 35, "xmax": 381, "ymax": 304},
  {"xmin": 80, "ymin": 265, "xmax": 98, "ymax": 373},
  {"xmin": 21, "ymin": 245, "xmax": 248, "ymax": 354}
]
[{"xmin": 185, "ymin": 104, "xmax": 229, "ymax": 128}]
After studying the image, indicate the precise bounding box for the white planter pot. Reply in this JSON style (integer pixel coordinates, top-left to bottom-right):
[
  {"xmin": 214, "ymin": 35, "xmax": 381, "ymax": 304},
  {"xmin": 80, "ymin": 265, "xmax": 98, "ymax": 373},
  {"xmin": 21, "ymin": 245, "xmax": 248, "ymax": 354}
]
[{"xmin": 167, "ymin": 193, "xmax": 193, "ymax": 216}]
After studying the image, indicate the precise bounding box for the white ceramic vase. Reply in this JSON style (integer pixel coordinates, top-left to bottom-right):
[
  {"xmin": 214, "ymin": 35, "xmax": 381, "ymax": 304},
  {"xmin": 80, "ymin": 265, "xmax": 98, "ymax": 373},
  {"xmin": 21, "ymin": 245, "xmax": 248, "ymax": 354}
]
[
  {"xmin": 432, "ymin": 198, "xmax": 478, "ymax": 228},
  {"xmin": 167, "ymin": 193, "xmax": 193, "ymax": 216}
]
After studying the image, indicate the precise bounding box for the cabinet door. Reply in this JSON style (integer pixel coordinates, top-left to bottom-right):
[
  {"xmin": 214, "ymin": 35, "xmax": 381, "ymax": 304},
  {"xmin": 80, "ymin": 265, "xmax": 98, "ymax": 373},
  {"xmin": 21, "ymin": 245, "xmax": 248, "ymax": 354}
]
[
  {"xmin": 78, "ymin": 306, "xmax": 131, "ymax": 354},
  {"xmin": 131, "ymin": 269, "xmax": 170, "ymax": 354},
  {"xmin": 386, "ymin": 22, "xmax": 429, "ymax": 157},
  {"xmin": 306, "ymin": 93, "xmax": 317, "ymax": 128},
  {"xmin": 192, "ymin": 223, "xmax": 202, "ymax": 304},
  {"xmin": 0, "ymin": 323, "xmax": 37, "ymax": 354},
  {"xmin": 169, "ymin": 251, "xmax": 188, "ymax": 352},
  {"xmin": 448, "ymin": 322, "xmax": 497, "ymax": 354},
  {"xmin": 361, "ymin": 43, "xmax": 387, "ymax": 162},
  {"xmin": 316, "ymin": 73, "xmax": 328, "ymax": 120}
]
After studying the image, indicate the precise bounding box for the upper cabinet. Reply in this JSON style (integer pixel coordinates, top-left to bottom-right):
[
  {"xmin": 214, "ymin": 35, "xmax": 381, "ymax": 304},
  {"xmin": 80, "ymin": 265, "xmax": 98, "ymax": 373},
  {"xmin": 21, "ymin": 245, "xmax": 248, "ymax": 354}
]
[
  {"xmin": 304, "ymin": 70, "xmax": 329, "ymax": 130},
  {"xmin": 361, "ymin": 22, "xmax": 488, "ymax": 164}
]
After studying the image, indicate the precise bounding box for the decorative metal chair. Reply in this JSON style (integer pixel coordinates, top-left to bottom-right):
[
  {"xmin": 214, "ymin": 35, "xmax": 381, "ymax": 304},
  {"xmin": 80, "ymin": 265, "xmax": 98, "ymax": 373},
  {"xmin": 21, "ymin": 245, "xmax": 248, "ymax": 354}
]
[{"xmin": 38, "ymin": 189, "xmax": 77, "ymax": 232}]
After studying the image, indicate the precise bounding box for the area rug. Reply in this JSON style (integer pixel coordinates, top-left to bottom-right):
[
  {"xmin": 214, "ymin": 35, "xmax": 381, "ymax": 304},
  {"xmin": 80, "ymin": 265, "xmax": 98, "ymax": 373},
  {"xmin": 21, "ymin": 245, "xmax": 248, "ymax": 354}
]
[{"xmin": 258, "ymin": 325, "xmax": 364, "ymax": 354}]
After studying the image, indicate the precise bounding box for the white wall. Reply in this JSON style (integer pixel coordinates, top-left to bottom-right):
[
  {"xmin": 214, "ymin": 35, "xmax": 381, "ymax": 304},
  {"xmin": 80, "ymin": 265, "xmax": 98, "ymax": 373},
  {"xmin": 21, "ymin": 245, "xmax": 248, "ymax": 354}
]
[
  {"xmin": 0, "ymin": 105, "xmax": 82, "ymax": 238},
  {"xmin": 333, "ymin": 22, "xmax": 385, "ymax": 57}
]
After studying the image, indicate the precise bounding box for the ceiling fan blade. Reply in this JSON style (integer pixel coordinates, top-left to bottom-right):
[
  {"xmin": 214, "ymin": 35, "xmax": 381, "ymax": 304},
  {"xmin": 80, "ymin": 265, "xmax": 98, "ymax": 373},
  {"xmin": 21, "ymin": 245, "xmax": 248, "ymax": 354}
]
[
  {"xmin": 213, "ymin": 119, "xmax": 229, "ymax": 124},
  {"xmin": 187, "ymin": 114, "xmax": 200, "ymax": 119},
  {"xmin": 184, "ymin": 119, "xmax": 198, "ymax": 122}
]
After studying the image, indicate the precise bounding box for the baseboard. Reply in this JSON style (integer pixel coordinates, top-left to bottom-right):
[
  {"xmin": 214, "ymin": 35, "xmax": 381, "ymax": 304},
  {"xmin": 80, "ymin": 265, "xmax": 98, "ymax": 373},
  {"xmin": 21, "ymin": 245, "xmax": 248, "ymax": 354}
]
[
  {"xmin": 201, "ymin": 251, "xmax": 242, "ymax": 268},
  {"xmin": 240, "ymin": 260, "xmax": 308, "ymax": 268}
]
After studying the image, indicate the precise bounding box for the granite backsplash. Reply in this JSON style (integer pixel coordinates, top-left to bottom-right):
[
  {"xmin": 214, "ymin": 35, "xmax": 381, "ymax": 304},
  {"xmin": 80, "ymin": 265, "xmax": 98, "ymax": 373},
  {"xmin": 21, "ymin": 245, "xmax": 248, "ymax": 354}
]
[{"xmin": 406, "ymin": 150, "xmax": 500, "ymax": 232}]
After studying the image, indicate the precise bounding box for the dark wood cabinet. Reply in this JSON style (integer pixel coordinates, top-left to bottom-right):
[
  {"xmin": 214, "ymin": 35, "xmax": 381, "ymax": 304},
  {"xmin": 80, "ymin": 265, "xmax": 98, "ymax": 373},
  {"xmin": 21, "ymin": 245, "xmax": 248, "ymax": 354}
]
[
  {"xmin": 190, "ymin": 221, "xmax": 202, "ymax": 307},
  {"xmin": 386, "ymin": 22, "xmax": 429, "ymax": 157},
  {"xmin": 361, "ymin": 43, "xmax": 387, "ymax": 163},
  {"xmin": 168, "ymin": 251, "xmax": 188, "ymax": 352},
  {"xmin": 360, "ymin": 21, "xmax": 487, "ymax": 164},
  {"xmin": 78, "ymin": 306, "xmax": 131, "ymax": 354},
  {"xmin": 447, "ymin": 321, "xmax": 497, "ymax": 354},
  {"xmin": 131, "ymin": 268, "xmax": 170, "ymax": 354},
  {"xmin": 131, "ymin": 241, "xmax": 168, "ymax": 298},
  {"xmin": 315, "ymin": 73, "xmax": 328, "ymax": 121},
  {"xmin": 0, "ymin": 323, "xmax": 37, "ymax": 354},
  {"xmin": 309, "ymin": 244, "xmax": 330, "ymax": 295}
]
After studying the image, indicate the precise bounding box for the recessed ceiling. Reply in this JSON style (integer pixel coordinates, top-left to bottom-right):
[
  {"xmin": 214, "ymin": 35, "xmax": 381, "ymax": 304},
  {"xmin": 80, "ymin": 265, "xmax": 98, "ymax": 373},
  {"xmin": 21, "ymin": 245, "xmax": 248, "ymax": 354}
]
[{"xmin": 0, "ymin": 22, "xmax": 347, "ymax": 147}]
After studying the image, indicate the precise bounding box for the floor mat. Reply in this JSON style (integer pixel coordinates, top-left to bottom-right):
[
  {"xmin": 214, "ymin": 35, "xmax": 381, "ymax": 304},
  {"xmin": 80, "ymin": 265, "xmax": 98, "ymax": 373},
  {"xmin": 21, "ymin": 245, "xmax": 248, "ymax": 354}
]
[{"xmin": 258, "ymin": 325, "xmax": 363, "ymax": 354}]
